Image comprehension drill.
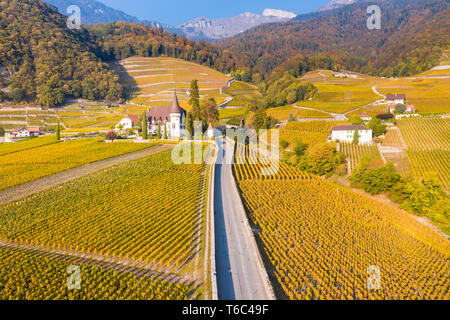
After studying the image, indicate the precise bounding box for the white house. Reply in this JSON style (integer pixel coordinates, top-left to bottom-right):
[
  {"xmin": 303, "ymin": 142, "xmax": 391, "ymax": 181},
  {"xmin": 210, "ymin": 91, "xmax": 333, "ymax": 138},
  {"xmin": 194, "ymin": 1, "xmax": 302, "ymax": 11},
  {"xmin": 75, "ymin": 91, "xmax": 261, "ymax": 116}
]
[
  {"xmin": 359, "ymin": 113, "xmax": 372, "ymax": 121},
  {"xmin": 386, "ymin": 94, "xmax": 406, "ymax": 105},
  {"xmin": 331, "ymin": 125, "xmax": 373, "ymax": 144},
  {"xmin": 116, "ymin": 114, "xmax": 138, "ymax": 132},
  {"xmin": 146, "ymin": 92, "xmax": 186, "ymax": 138},
  {"xmin": 11, "ymin": 128, "xmax": 43, "ymax": 138}
]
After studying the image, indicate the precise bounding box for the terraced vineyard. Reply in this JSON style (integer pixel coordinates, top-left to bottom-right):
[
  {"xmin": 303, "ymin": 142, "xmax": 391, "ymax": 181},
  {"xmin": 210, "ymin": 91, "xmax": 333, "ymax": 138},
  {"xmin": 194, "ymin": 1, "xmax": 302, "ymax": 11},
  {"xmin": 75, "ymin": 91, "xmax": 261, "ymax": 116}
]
[
  {"xmin": 0, "ymin": 246, "xmax": 190, "ymax": 300},
  {"xmin": 280, "ymin": 120, "xmax": 349, "ymax": 149},
  {"xmin": 234, "ymin": 144, "xmax": 450, "ymax": 300},
  {"xmin": 340, "ymin": 142, "xmax": 382, "ymax": 173},
  {"xmin": 0, "ymin": 140, "xmax": 155, "ymax": 191},
  {"xmin": 0, "ymin": 148, "xmax": 209, "ymax": 299},
  {"xmin": 116, "ymin": 57, "xmax": 232, "ymax": 109},
  {"xmin": 398, "ymin": 117, "xmax": 450, "ymax": 189}
]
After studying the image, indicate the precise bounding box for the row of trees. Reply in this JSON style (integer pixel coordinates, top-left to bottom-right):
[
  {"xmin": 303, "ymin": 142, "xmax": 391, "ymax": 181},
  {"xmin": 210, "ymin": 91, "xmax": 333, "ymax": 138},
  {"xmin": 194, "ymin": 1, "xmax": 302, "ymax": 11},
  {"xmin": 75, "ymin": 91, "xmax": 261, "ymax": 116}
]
[
  {"xmin": 185, "ymin": 80, "xmax": 219, "ymax": 136},
  {"xmin": 350, "ymin": 157, "xmax": 448, "ymax": 222}
]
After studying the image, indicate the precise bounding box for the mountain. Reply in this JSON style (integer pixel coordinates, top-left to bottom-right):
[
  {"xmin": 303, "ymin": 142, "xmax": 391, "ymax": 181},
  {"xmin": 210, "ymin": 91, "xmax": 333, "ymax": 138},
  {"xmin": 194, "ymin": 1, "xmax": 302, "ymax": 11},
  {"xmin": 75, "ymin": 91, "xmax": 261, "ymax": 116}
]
[
  {"xmin": 0, "ymin": 0, "xmax": 123, "ymax": 107},
  {"xmin": 176, "ymin": 9, "xmax": 297, "ymax": 41},
  {"xmin": 314, "ymin": 0, "xmax": 358, "ymax": 12},
  {"xmin": 43, "ymin": 0, "xmax": 170, "ymax": 28},
  {"xmin": 219, "ymin": 0, "xmax": 449, "ymax": 79}
]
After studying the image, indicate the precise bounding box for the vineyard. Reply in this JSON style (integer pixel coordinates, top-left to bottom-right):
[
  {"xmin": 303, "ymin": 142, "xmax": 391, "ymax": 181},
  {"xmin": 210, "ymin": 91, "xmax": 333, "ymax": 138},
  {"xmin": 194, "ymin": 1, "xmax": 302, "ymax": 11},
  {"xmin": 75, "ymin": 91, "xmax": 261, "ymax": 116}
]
[
  {"xmin": 280, "ymin": 120, "xmax": 349, "ymax": 149},
  {"xmin": 0, "ymin": 148, "xmax": 210, "ymax": 299},
  {"xmin": 0, "ymin": 246, "xmax": 190, "ymax": 300},
  {"xmin": 397, "ymin": 117, "xmax": 450, "ymax": 190},
  {"xmin": 0, "ymin": 140, "xmax": 154, "ymax": 191},
  {"xmin": 233, "ymin": 144, "xmax": 450, "ymax": 300},
  {"xmin": 398, "ymin": 117, "xmax": 450, "ymax": 150},
  {"xmin": 406, "ymin": 150, "xmax": 450, "ymax": 190},
  {"xmin": 0, "ymin": 135, "xmax": 58, "ymax": 156},
  {"xmin": 340, "ymin": 142, "xmax": 383, "ymax": 173}
]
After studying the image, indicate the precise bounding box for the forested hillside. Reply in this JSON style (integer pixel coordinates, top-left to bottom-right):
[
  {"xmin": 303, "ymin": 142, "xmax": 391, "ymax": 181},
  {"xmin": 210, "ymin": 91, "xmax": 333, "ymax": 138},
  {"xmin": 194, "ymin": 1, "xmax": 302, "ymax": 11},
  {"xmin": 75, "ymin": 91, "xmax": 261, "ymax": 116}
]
[
  {"xmin": 87, "ymin": 22, "xmax": 232, "ymax": 72},
  {"xmin": 219, "ymin": 0, "xmax": 449, "ymax": 80},
  {"xmin": 0, "ymin": 0, "xmax": 123, "ymax": 107}
]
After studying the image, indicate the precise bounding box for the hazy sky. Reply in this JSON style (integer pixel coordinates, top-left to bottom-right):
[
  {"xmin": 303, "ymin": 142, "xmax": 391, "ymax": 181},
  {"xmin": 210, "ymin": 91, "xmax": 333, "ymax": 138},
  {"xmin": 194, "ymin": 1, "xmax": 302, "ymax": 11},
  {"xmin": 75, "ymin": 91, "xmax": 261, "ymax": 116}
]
[{"xmin": 97, "ymin": 0, "xmax": 331, "ymax": 25}]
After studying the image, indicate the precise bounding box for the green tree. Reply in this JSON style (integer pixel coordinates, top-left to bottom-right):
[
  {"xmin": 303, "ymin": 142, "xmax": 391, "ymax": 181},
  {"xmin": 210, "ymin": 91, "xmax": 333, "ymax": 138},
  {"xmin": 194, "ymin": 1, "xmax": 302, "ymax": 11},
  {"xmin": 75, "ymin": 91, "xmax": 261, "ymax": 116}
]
[
  {"xmin": 185, "ymin": 112, "xmax": 194, "ymax": 137},
  {"xmin": 253, "ymin": 106, "xmax": 268, "ymax": 130},
  {"xmin": 368, "ymin": 118, "xmax": 387, "ymax": 137},
  {"xmin": 293, "ymin": 140, "xmax": 308, "ymax": 157},
  {"xmin": 163, "ymin": 122, "xmax": 167, "ymax": 140},
  {"xmin": 0, "ymin": 127, "xmax": 5, "ymax": 137},
  {"xmin": 157, "ymin": 121, "xmax": 161, "ymax": 139},
  {"xmin": 142, "ymin": 112, "xmax": 148, "ymax": 140},
  {"xmin": 349, "ymin": 116, "xmax": 363, "ymax": 125},
  {"xmin": 56, "ymin": 120, "xmax": 61, "ymax": 141},
  {"xmin": 300, "ymin": 143, "xmax": 344, "ymax": 176},
  {"xmin": 353, "ymin": 129, "xmax": 359, "ymax": 145},
  {"xmin": 189, "ymin": 80, "xmax": 201, "ymax": 121},
  {"xmin": 201, "ymin": 98, "xmax": 219, "ymax": 127},
  {"xmin": 288, "ymin": 113, "xmax": 297, "ymax": 122},
  {"xmin": 395, "ymin": 104, "xmax": 407, "ymax": 113}
]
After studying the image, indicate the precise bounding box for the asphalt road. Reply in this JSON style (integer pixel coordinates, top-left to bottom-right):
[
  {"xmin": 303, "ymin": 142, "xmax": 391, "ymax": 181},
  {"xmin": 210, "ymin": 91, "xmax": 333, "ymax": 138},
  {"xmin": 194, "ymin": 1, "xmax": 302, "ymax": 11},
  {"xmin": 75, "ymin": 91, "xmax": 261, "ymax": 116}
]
[{"xmin": 214, "ymin": 141, "xmax": 274, "ymax": 300}]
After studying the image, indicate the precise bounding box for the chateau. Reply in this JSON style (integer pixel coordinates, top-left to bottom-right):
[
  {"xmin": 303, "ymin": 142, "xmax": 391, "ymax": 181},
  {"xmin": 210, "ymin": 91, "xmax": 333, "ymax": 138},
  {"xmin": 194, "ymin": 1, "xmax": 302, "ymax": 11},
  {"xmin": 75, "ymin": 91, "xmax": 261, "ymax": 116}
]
[{"xmin": 146, "ymin": 93, "xmax": 187, "ymax": 138}]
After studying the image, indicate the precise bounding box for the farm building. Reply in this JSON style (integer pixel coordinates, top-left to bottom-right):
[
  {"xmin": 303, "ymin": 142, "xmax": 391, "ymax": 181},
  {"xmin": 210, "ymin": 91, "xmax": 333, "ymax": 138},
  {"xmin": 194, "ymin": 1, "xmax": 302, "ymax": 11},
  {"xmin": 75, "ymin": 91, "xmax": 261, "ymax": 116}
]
[
  {"xmin": 146, "ymin": 92, "xmax": 186, "ymax": 138},
  {"xmin": 386, "ymin": 94, "xmax": 406, "ymax": 105},
  {"xmin": 116, "ymin": 114, "xmax": 139, "ymax": 132},
  {"xmin": 359, "ymin": 113, "xmax": 372, "ymax": 121},
  {"xmin": 331, "ymin": 125, "xmax": 373, "ymax": 144}
]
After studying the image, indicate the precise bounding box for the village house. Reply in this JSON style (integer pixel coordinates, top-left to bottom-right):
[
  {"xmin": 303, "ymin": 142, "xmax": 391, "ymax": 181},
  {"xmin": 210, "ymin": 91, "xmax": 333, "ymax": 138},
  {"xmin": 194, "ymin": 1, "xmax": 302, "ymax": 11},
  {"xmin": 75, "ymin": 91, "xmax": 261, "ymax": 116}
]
[
  {"xmin": 11, "ymin": 127, "xmax": 44, "ymax": 138},
  {"xmin": 359, "ymin": 113, "xmax": 372, "ymax": 121},
  {"xmin": 386, "ymin": 94, "xmax": 406, "ymax": 105},
  {"xmin": 146, "ymin": 92, "xmax": 186, "ymax": 138},
  {"xmin": 331, "ymin": 125, "xmax": 373, "ymax": 144},
  {"xmin": 116, "ymin": 114, "xmax": 139, "ymax": 132}
]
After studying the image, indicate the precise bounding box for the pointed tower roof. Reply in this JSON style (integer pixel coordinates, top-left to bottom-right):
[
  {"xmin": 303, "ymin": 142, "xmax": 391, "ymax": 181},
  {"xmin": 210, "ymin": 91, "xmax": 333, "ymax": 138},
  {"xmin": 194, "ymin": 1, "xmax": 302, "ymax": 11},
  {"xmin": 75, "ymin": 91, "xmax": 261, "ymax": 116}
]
[{"xmin": 169, "ymin": 91, "xmax": 185, "ymax": 114}]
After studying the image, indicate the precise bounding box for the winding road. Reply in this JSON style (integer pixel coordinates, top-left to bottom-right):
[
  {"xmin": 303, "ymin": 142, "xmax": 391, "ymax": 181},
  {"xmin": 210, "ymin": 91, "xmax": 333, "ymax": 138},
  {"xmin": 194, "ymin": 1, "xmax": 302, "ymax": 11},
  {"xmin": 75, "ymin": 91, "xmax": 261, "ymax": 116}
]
[{"xmin": 214, "ymin": 140, "xmax": 275, "ymax": 300}]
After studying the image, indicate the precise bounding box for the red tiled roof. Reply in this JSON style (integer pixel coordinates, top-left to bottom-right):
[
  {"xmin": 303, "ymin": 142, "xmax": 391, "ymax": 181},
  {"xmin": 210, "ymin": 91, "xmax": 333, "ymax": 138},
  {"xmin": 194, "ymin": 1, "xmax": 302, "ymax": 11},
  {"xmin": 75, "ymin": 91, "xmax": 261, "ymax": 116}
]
[{"xmin": 125, "ymin": 114, "xmax": 139, "ymax": 123}]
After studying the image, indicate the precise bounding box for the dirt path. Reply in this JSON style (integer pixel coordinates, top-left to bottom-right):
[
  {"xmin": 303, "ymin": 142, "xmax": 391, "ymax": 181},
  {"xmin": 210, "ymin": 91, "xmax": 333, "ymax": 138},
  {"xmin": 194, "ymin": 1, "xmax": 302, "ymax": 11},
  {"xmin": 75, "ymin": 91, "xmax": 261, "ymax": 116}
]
[{"xmin": 0, "ymin": 144, "xmax": 172, "ymax": 205}]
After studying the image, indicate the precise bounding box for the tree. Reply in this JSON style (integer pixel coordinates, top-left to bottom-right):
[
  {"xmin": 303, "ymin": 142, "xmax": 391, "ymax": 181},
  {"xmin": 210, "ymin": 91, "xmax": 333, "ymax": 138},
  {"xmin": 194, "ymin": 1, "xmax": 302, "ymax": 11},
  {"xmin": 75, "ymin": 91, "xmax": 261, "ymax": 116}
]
[
  {"xmin": 352, "ymin": 129, "xmax": 359, "ymax": 145},
  {"xmin": 163, "ymin": 122, "xmax": 167, "ymax": 140},
  {"xmin": 189, "ymin": 80, "xmax": 201, "ymax": 121},
  {"xmin": 253, "ymin": 106, "xmax": 268, "ymax": 130},
  {"xmin": 201, "ymin": 98, "xmax": 219, "ymax": 127},
  {"xmin": 0, "ymin": 127, "xmax": 5, "ymax": 137},
  {"xmin": 185, "ymin": 112, "xmax": 194, "ymax": 137},
  {"xmin": 395, "ymin": 104, "xmax": 407, "ymax": 113},
  {"xmin": 280, "ymin": 140, "xmax": 289, "ymax": 150},
  {"xmin": 349, "ymin": 116, "xmax": 363, "ymax": 125},
  {"xmin": 105, "ymin": 131, "xmax": 117, "ymax": 142},
  {"xmin": 293, "ymin": 140, "xmax": 308, "ymax": 157},
  {"xmin": 142, "ymin": 112, "xmax": 148, "ymax": 140},
  {"xmin": 368, "ymin": 118, "xmax": 387, "ymax": 137},
  {"xmin": 157, "ymin": 121, "xmax": 161, "ymax": 139},
  {"xmin": 56, "ymin": 120, "xmax": 60, "ymax": 141},
  {"xmin": 288, "ymin": 113, "xmax": 297, "ymax": 122},
  {"xmin": 300, "ymin": 143, "xmax": 345, "ymax": 176},
  {"xmin": 352, "ymin": 162, "xmax": 401, "ymax": 195}
]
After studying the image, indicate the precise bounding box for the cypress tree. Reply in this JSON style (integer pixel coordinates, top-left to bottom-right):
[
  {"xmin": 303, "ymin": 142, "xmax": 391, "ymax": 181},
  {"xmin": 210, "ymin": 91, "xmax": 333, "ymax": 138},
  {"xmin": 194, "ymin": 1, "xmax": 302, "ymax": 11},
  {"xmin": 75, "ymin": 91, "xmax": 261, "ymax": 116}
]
[
  {"xmin": 353, "ymin": 129, "xmax": 359, "ymax": 145},
  {"xmin": 56, "ymin": 120, "xmax": 60, "ymax": 141},
  {"xmin": 163, "ymin": 122, "xmax": 167, "ymax": 140},
  {"xmin": 157, "ymin": 121, "xmax": 161, "ymax": 139},
  {"xmin": 142, "ymin": 112, "xmax": 148, "ymax": 140}
]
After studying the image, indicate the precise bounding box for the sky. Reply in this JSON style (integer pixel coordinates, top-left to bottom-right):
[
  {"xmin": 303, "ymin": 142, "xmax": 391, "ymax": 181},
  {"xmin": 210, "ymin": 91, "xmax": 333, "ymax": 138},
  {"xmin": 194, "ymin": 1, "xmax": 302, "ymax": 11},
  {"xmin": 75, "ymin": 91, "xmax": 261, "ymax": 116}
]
[{"xmin": 97, "ymin": 0, "xmax": 331, "ymax": 26}]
